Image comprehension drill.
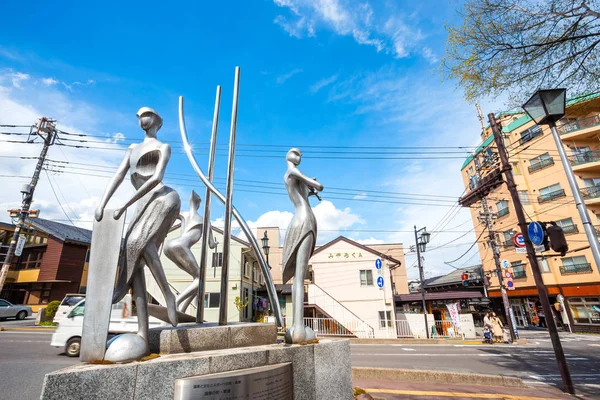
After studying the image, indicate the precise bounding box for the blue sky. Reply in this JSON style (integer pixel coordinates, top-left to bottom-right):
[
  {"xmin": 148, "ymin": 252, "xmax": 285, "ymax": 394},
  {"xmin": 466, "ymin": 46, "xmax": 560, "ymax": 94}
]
[{"xmin": 0, "ymin": 0, "xmax": 504, "ymax": 280}]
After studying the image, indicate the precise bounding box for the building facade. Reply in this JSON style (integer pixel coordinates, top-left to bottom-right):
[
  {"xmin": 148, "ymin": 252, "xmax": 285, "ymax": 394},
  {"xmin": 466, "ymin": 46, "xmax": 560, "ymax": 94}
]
[
  {"xmin": 461, "ymin": 93, "xmax": 600, "ymax": 333},
  {"xmin": 0, "ymin": 219, "xmax": 91, "ymax": 312}
]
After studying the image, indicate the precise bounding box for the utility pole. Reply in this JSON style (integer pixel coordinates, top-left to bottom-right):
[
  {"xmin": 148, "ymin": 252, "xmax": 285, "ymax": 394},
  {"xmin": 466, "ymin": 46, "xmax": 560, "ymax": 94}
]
[
  {"xmin": 489, "ymin": 113, "xmax": 574, "ymax": 395},
  {"xmin": 414, "ymin": 227, "xmax": 429, "ymax": 339},
  {"xmin": 473, "ymin": 156, "xmax": 517, "ymax": 341},
  {"xmin": 0, "ymin": 118, "xmax": 57, "ymax": 293}
]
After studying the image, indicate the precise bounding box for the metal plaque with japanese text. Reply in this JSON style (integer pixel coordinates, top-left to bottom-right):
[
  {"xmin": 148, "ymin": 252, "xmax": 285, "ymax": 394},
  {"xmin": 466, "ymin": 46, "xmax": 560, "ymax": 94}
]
[{"xmin": 173, "ymin": 363, "xmax": 292, "ymax": 400}]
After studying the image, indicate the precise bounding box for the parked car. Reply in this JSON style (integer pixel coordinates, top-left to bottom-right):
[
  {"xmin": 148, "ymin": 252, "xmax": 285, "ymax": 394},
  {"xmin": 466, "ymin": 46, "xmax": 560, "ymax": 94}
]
[
  {"xmin": 53, "ymin": 293, "xmax": 86, "ymax": 323},
  {"xmin": 51, "ymin": 294, "xmax": 163, "ymax": 357},
  {"xmin": 0, "ymin": 299, "xmax": 33, "ymax": 320}
]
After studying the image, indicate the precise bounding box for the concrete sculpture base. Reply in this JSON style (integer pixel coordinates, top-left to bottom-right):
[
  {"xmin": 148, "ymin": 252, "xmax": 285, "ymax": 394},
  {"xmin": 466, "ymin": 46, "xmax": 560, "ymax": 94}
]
[
  {"xmin": 148, "ymin": 322, "xmax": 277, "ymax": 354},
  {"xmin": 40, "ymin": 339, "xmax": 352, "ymax": 400}
]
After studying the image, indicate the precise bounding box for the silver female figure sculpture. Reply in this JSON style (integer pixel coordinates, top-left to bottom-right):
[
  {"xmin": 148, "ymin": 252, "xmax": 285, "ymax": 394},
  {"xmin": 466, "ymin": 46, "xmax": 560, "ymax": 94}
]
[
  {"xmin": 94, "ymin": 107, "xmax": 180, "ymax": 361},
  {"xmin": 282, "ymin": 148, "xmax": 323, "ymax": 344},
  {"xmin": 164, "ymin": 190, "xmax": 217, "ymax": 313}
]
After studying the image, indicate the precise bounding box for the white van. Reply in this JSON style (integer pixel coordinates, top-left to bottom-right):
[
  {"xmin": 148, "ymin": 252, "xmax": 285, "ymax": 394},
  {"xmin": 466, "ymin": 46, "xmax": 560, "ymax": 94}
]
[
  {"xmin": 53, "ymin": 294, "xmax": 86, "ymax": 323},
  {"xmin": 51, "ymin": 294, "xmax": 163, "ymax": 357}
]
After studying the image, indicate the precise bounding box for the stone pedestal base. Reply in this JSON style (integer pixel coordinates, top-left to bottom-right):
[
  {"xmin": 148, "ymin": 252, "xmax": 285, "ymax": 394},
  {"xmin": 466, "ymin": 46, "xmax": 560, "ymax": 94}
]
[{"xmin": 40, "ymin": 340, "xmax": 352, "ymax": 400}]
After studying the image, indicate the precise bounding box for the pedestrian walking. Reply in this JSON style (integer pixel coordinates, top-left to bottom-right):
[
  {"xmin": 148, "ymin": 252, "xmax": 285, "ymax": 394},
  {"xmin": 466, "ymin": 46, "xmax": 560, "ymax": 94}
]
[{"xmin": 490, "ymin": 312, "xmax": 503, "ymax": 342}]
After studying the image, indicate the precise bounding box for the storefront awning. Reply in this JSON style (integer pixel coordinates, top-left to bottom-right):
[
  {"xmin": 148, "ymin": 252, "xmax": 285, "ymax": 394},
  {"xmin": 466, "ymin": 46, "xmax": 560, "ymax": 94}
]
[{"xmin": 395, "ymin": 291, "xmax": 483, "ymax": 302}]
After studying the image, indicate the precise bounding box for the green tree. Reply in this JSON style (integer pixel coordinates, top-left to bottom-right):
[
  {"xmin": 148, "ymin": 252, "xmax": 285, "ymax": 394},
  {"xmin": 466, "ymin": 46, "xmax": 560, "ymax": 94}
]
[
  {"xmin": 444, "ymin": 0, "xmax": 600, "ymax": 101},
  {"xmin": 45, "ymin": 300, "xmax": 61, "ymax": 319}
]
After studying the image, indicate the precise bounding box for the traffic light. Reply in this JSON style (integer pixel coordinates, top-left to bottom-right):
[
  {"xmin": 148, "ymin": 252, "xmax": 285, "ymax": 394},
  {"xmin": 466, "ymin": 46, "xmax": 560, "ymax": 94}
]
[
  {"xmin": 461, "ymin": 272, "xmax": 469, "ymax": 286},
  {"xmin": 547, "ymin": 222, "xmax": 568, "ymax": 256}
]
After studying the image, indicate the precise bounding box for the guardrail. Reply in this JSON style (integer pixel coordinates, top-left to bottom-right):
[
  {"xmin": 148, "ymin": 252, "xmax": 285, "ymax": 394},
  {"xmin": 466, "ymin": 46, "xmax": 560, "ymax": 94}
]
[
  {"xmin": 581, "ymin": 185, "xmax": 600, "ymax": 200},
  {"xmin": 395, "ymin": 320, "xmax": 413, "ymax": 338}
]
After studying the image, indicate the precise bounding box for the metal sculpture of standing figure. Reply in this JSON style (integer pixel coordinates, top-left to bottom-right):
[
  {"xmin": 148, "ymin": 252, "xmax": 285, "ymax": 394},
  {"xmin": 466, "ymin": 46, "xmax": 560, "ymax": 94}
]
[
  {"xmin": 94, "ymin": 107, "xmax": 180, "ymax": 361},
  {"xmin": 164, "ymin": 190, "xmax": 218, "ymax": 313},
  {"xmin": 282, "ymin": 148, "xmax": 323, "ymax": 344}
]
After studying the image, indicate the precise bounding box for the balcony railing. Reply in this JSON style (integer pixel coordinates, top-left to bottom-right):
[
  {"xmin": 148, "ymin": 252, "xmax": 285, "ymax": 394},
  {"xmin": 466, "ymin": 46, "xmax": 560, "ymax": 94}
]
[
  {"xmin": 569, "ymin": 150, "xmax": 600, "ymax": 166},
  {"xmin": 560, "ymin": 224, "xmax": 579, "ymax": 234},
  {"xmin": 581, "ymin": 185, "xmax": 600, "ymax": 200},
  {"xmin": 497, "ymin": 208, "xmax": 509, "ymax": 218},
  {"xmin": 528, "ymin": 157, "xmax": 555, "ymax": 173},
  {"xmin": 519, "ymin": 125, "xmax": 543, "ymax": 145},
  {"xmin": 557, "ymin": 114, "xmax": 600, "ymax": 135},
  {"xmin": 559, "ymin": 263, "xmax": 593, "ymax": 275},
  {"xmin": 512, "ymin": 269, "xmax": 527, "ymax": 279},
  {"xmin": 538, "ymin": 189, "xmax": 566, "ymax": 203}
]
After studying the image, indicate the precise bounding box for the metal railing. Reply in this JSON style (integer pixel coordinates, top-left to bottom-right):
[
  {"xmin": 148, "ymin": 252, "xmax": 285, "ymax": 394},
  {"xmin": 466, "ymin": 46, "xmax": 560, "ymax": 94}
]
[
  {"xmin": 519, "ymin": 125, "xmax": 542, "ymax": 145},
  {"xmin": 299, "ymin": 317, "xmax": 374, "ymax": 338},
  {"xmin": 559, "ymin": 263, "xmax": 593, "ymax": 275},
  {"xmin": 581, "ymin": 185, "xmax": 600, "ymax": 200},
  {"xmin": 538, "ymin": 189, "xmax": 566, "ymax": 203},
  {"xmin": 557, "ymin": 114, "xmax": 600, "ymax": 135},
  {"xmin": 433, "ymin": 320, "xmax": 462, "ymax": 338},
  {"xmin": 497, "ymin": 208, "xmax": 509, "ymax": 218},
  {"xmin": 395, "ymin": 320, "xmax": 413, "ymax": 338},
  {"xmin": 569, "ymin": 150, "xmax": 600, "ymax": 166},
  {"xmin": 560, "ymin": 224, "xmax": 579, "ymax": 234},
  {"xmin": 528, "ymin": 157, "xmax": 554, "ymax": 173}
]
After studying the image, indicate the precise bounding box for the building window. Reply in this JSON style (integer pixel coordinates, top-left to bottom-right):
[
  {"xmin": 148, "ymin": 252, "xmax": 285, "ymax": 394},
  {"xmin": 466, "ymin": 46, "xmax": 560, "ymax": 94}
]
[
  {"xmin": 496, "ymin": 200, "xmax": 509, "ymax": 218},
  {"xmin": 528, "ymin": 153, "xmax": 554, "ymax": 173},
  {"xmin": 378, "ymin": 311, "xmax": 392, "ymax": 328},
  {"xmin": 519, "ymin": 125, "xmax": 542, "ymax": 144},
  {"xmin": 538, "ymin": 183, "xmax": 565, "ymax": 203},
  {"xmin": 18, "ymin": 250, "xmax": 43, "ymax": 270},
  {"xmin": 502, "ymin": 229, "xmax": 515, "ymax": 247},
  {"xmin": 556, "ymin": 218, "xmax": 578, "ymax": 234},
  {"xmin": 243, "ymin": 259, "xmax": 249, "ymax": 278},
  {"xmin": 212, "ymin": 252, "xmax": 223, "ymax": 268},
  {"xmin": 359, "ymin": 270, "xmax": 373, "ymax": 286},
  {"xmin": 253, "ymin": 265, "xmax": 259, "ymax": 283},
  {"xmin": 518, "ymin": 191, "xmax": 530, "ymax": 205},
  {"xmin": 204, "ymin": 293, "xmax": 221, "ymax": 308},
  {"xmin": 537, "ymin": 257, "xmax": 550, "ymax": 273},
  {"xmin": 511, "ymin": 262, "xmax": 526, "ymax": 279},
  {"xmin": 511, "ymin": 162, "xmax": 521, "ymax": 175},
  {"xmin": 583, "ymin": 178, "xmax": 600, "ymax": 199},
  {"xmin": 568, "ymin": 297, "xmax": 600, "ymax": 325},
  {"xmin": 560, "ymin": 256, "xmax": 592, "ymax": 275}
]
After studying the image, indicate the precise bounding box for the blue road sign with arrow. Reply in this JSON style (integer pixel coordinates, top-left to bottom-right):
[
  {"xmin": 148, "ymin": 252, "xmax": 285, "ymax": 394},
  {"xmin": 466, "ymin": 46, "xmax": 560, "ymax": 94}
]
[
  {"xmin": 375, "ymin": 258, "xmax": 382, "ymax": 269},
  {"xmin": 528, "ymin": 222, "xmax": 545, "ymax": 246},
  {"xmin": 377, "ymin": 276, "xmax": 384, "ymax": 288}
]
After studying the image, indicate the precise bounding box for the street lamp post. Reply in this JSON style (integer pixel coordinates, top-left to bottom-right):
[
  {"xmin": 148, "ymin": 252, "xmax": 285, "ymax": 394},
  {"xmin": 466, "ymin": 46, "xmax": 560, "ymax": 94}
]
[
  {"xmin": 261, "ymin": 231, "xmax": 270, "ymax": 268},
  {"xmin": 523, "ymin": 89, "xmax": 600, "ymax": 271},
  {"xmin": 414, "ymin": 226, "xmax": 431, "ymax": 339}
]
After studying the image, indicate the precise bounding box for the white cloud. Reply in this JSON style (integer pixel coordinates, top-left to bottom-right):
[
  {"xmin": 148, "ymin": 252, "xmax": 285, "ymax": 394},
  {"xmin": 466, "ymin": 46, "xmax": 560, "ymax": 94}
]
[
  {"xmin": 421, "ymin": 47, "xmax": 439, "ymax": 64},
  {"xmin": 8, "ymin": 72, "xmax": 30, "ymax": 88},
  {"xmin": 0, "ymin": 70, "xmax": 131, "ymax": 230},
  {"xmin": 310, "ymin": 74, "xmax": 339, "ymax": 93},
  {"xmin": 353, "ymin": 192, "xmax": 367, "ymax": 200},
  {"xmin": 271, "ymin": 1, "xmax": 423, "ymax": 57},
  {"xmin": 355, "ymin": 237, "xmax": 385, "ymax": 245},
  {"xmin": 41, "ymin": 77, "xmax": 58, "ymax": 86},
  {"xmin": 276, "ymin": 68, "xmax": 304, "ymax": 84}
]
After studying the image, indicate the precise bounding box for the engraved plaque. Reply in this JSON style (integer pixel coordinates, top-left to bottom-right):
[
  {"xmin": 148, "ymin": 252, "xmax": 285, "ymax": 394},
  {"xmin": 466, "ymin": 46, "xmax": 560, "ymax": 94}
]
[{"xmin": 173, "ymin": 363, "xmax": 292, "ymax": 400}]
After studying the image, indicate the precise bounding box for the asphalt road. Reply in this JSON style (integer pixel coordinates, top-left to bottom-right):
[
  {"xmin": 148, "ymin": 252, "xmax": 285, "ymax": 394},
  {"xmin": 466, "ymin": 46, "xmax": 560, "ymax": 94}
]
[
  {"xmin": 352, "ymin": 330, "xmax": 600, "ymax": 398},
  {"xmin": 1, "ymin": 325, "xmax": 599, "ymax": 400}
]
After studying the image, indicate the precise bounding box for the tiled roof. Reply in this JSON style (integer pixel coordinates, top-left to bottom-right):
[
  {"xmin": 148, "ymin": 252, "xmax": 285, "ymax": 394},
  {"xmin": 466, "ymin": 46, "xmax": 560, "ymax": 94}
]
[
  {"xmin": 29, "ymin": 218, "xmax": 92, "ymax": 244},
  {"xmin": 423, "ymin": 265, "xmax": 482, "ymax": 289}
]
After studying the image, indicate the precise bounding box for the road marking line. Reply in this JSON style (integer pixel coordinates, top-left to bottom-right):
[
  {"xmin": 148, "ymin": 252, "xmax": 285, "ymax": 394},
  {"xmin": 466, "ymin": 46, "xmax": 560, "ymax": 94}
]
[
  {"xmin": 362, "ymin": 388, "xmax": 560, "ymax": 400},
  {"xmin": 566, "ymin": 357, "xmax": 588, "ymax": 361},
  {"xmin": 352, "ymin": 353, "xmax": 513, "ymax": 357},
  {"xmin": 401, "ymin": 348, "xmax": 415, "ymax": 351}
]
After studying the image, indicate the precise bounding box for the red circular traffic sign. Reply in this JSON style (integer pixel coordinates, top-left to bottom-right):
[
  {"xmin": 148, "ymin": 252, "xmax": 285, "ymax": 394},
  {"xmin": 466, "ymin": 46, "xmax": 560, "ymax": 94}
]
[{"xmin": 514, "ymin": 233, "xmax": 525, "ymax": 247}]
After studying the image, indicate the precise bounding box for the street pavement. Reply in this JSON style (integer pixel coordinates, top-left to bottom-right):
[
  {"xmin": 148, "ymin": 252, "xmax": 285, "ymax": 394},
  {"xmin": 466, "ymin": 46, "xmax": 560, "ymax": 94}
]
[
  {"xmin": 352, "ymin": 330, "xmax": 600, "ymax": 398},
  {"xmin": 0, "ymin": 325, "xmax": 598, "ymax": 400}
]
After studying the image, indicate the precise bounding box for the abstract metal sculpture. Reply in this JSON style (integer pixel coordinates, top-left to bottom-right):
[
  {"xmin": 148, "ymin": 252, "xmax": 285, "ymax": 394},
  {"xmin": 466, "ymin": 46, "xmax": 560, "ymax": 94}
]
[
  {"xmin": 282, "ymin": 148, "xmax": 323, "ymax": 344},
  {"xmin": 92, "ymin": 107, "xmax": 180, "ymax": 362},
  {"xmin": 164, "ymin": 190, "xmax": 217, "ymax": 313}
]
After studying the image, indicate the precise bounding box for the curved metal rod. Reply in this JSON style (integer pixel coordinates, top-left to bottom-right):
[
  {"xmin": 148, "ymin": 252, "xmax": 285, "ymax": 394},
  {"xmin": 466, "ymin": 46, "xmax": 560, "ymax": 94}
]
[{"xmin": 178, "ymin": 96, "xmax": 283, "ymax": 327}]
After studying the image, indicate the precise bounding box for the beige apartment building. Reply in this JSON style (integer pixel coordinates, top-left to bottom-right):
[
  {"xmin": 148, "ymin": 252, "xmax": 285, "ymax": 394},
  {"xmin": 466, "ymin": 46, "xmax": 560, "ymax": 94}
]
[{"xmin": 461, "ymin": 93, "xmax": 600, "ymax": 333}]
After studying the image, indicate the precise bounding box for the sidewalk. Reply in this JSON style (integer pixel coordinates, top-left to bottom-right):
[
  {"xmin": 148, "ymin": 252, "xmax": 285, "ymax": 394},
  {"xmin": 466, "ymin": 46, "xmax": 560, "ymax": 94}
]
[{"xmin": 353, "ymin": 379, "xmax": 576, "ymax": 400}]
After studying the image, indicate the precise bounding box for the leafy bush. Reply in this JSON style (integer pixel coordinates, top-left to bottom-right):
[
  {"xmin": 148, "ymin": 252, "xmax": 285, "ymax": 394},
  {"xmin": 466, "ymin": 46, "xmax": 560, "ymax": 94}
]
[
  {"xmin": 39, "ymin": 321, "xmax": 58, "ymax": 326},
  {"xmin": 45, "ymin": 300, "xmax": 61, "ymax": 319}
]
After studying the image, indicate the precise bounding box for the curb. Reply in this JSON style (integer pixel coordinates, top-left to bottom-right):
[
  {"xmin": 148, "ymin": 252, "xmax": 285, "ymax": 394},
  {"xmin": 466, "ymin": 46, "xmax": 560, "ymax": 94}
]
[
  {"xmin": 352, "ymin": 367, "xmax": 526, "ymax": 388},
  {"xmin": 2, "ymin": 327, "xmax": 56, "ymax": 332},
  {"xmin": 349, "ymin": 338, "xmax": 527, "ymax": 345}
]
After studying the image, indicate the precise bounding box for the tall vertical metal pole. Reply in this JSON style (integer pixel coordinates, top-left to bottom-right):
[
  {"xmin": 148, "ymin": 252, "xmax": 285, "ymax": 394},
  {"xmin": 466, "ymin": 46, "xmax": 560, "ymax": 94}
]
[
  {"xmin": 415, "ymin": 226, "xmax": 429, "ymax": 339},
  {"xmin": 0, "ymin": 119, "xmax": 55, "ymax": 293},
  {"xmin": 489, "ymin": 113, "xmax": 574, "ymax": 394},
  {"xmin": 219, "ymin": 67, "xmax": 240, "ymax": 325},
  {"xmin": 473, "ymin": 156, "xmax": 516, "ymax": 341},
  {"xmin": 548, "ymin": 121, "xmax": 600, "ymax": 271},
  {"xmin": 196, "ymin": 86, "xmax": 221, "ymax": 323}
]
